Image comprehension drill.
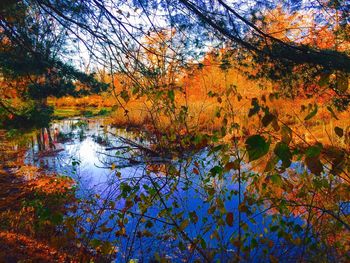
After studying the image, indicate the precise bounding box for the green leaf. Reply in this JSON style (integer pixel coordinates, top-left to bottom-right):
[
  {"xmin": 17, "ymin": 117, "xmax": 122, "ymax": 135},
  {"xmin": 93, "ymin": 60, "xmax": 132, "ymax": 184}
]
[
  {"xmin": 251, "ymin": 238, "xmax": 258, "ymax": 248},
  {"xmin": 304, "ymin": 104, "xmax": 318, "ymax": 120},
  {"xmin": 334, "ymin": 127, "xmax": 343, "ymax": 137},
  {"xmin": 305, "ymin": 143, "xmax": 322, "ymax": 158},
  {"xmin": 51, "ymin": 212, "xmax": 63, "ymax": 225},
  {"xmin": 245, "ymin": 135, "xmax": 270, "ymax": 162},
  {"xmin": 274, "ymin": 142, "xmax": 292, "ymax": 168},
  {"xmin": 132, "ymin": 85, "xmax": 139, "ymax": 95},
  {"xmin": 200, "ymin": 238, "xmax": 207, "ymax": 249},
  {"xmin": 210, "ymin": 165, "xmax": 223, "ymax": 176},
  {"xmin": 178, "ymin": 241, "xmax": 186, "ymax": 251},
  {"xmin": 90, "ymin": 239, "xmax": 102, "ymax": 248},
  {"xmin": 270, "ymin": 225, "xmax": 279, "ymax": 232},
  {"xmin": 120, "ymin": 90, "xmax": 129, "ymax": 102},
  {"xmin": 167, "ymin": 89, "xmax": 175, "ymax": 102},
  {"xmin": 270, "ymin": 174, "xmax": 283, "ymax": 186},
  {"xmin": 264, "ymin": 156, "xmax": 279, "ymax": 172}
]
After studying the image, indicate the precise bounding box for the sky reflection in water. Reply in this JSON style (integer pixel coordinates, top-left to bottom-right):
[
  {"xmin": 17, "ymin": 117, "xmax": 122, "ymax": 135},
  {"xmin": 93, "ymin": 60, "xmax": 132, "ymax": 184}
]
[{"xmin": 25, "ymin": 118, "xmax": 310, "ymax": 262}]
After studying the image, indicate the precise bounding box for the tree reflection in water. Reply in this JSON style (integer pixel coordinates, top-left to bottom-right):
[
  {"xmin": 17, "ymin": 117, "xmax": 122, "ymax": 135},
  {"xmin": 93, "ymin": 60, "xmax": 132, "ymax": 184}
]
[{"xmin": 19, "ymin": 117, "xmax": 349, "ymax": 262}]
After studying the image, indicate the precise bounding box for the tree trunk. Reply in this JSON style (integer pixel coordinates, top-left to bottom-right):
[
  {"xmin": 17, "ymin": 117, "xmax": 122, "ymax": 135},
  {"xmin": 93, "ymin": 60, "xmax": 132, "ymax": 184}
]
[
  {"xmin": 41, "ymin": 128, "xmax": 46, "ymax": 151},
  {"xmin": 36, "ymin": 133, "xmax": 42, "ymax": 151},
  {"xmin": 46, "ymin": 127, "xmax": 56, "ymax": 149}
]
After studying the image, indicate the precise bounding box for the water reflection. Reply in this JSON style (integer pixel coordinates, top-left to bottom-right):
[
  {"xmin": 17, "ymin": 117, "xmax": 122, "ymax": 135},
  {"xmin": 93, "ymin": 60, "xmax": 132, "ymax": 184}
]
[{"xmin": 22, "ymin": 117, "xmax": 347, "ymax": 262}]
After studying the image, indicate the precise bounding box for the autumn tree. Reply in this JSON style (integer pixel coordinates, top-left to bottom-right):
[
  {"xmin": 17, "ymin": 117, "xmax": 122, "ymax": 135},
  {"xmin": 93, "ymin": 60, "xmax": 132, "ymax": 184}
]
[{"xmin": 0, "ymin": 2, "xmax": 107, "ymax": 131}]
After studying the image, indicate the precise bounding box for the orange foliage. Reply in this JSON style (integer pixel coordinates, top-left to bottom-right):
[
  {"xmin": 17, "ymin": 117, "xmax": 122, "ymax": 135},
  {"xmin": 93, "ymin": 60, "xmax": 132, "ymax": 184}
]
[
  {"xmin": 51, "ymin": 94, "xmax": 115, "ymax": 108},
  {"xmin": 0, "ymin": 231, "xmax": 74, "ymax": 262}
]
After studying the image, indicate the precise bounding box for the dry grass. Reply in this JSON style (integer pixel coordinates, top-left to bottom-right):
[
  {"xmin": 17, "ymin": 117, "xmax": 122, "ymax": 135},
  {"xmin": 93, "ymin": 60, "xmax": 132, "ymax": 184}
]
[
  {"xmin": 49, "ymin": 94, "xmax": 115, "ymax": 108},
  {"xmin": 107, "ymin": 89, "xmax": 349, "ymax": 149}
]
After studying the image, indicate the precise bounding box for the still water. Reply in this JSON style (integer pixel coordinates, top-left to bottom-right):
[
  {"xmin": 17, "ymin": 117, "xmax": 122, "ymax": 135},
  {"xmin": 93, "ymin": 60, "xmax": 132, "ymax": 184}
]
[{"xmin": 24, "ymin": 117, "xmax": 315, "ymax": 262}]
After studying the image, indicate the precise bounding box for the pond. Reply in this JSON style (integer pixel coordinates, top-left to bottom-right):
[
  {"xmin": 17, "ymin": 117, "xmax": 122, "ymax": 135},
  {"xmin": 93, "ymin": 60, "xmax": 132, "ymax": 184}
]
[{"xmin": 21, "ymin": 117, "xmax": 340, "ymax": 262}]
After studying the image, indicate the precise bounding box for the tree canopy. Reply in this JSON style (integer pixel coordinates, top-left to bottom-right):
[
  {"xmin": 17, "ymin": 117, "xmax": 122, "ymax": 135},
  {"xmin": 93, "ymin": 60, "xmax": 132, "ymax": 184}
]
[{"xmin": 0, "ymin": 1, "xmax": 108, "ymax": 128}]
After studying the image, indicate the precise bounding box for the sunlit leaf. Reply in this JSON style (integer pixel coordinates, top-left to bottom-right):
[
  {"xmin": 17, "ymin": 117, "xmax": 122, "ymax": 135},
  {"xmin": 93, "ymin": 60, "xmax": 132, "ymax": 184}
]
[
  {"xmin": 167, "ymin": 89, "xmax": 175, "ymax": 102},
  {"xmin": 281, "ymin": 125, "xmax": 292, "ymax": 145},
  {"xmin": 304, "ymin": 104, "xmax": 318, "ymax": 120},
  {"xmin": 270, "ymin": 174, "xmax": 283, "ymax": 186},
  {"xmin": 264, "ymin": 155, "xmax": 278, "ymax": 172},
  {"xmin": 132, "ymin": 85, "xmax": 139, "ymax": 95},
  {"xmin": 120, "ymin": 90, "xmax": 129, "ymax": 102},
  {"xmin": 179, "ymin": 219, "xmax": 189, "ymax": 231}
]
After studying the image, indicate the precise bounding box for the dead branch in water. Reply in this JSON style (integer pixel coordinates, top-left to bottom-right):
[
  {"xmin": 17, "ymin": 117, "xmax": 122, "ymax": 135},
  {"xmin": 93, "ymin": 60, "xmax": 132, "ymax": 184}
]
[
  {"xmin": 105, "ymin": 146, "xmax": 135, "ymax": 151},
  {"xmin": 108, "ymin": 132, "xmax": 160, "ymax": 157}
]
